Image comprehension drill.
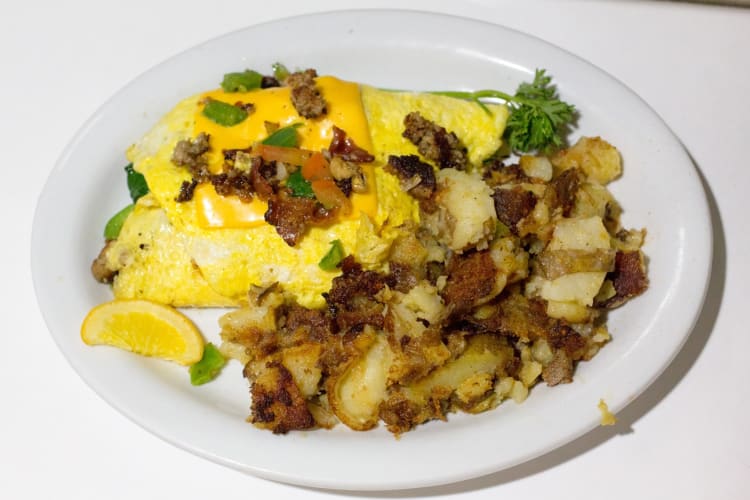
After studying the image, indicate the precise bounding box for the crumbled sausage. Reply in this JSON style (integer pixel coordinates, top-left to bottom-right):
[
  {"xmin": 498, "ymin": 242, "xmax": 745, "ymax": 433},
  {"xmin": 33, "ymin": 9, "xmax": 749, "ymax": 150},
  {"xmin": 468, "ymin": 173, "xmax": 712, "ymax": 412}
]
[
  {"xmin": 441, "ymin": 250, "xmax": 497, "ymax": 314},
  {"xmin": 385, "ymin": 155, "xmax": 437, "ymax": 200},
  {"xmin": 285, "ymin": 69, "xmax": 327, "ymax": 119},
  {"xmin": 175, "ymin": 154, "xmax": 280, "ymax": 203},
  {"xmin": 249, "ymin": 361, "xmax": 315, "ymax": 434},
  {"xmin": 281, "ymin": 304, "xmax": 332, "ymax": 343},
  {"xmin": 402, "ymin": 112, "xmax": 468, "ymax": 170},
  {"xmin": 264, "ymin": 190, "xmax": 333, "ymax": 246},
  {"xmin": 492, "ymin": 187, "xmax": 537, "ymax": 234},
  {"xmin": 175, "ymin": 179, "xmax": 199, "ymax": 202},
  {"xmin": 171, "ymin": 132, "xmax": 211, "ymax": 177},
  {"xmin": 210, "ymin": 166, "xmax": 256, "ymax": 202},
  {"xmin": 324, "ymin": 256, "xmax": 389, "ymax": 332},
  {"xmin": 261, "ymin": 75, "xmax": 281, "ymax": 88}
]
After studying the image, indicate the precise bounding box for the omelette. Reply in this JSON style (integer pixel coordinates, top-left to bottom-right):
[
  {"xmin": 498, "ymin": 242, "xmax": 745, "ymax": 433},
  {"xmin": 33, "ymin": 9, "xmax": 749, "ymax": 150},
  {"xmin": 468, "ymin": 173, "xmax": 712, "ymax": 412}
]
[{"xmin": 100, "ymin": 73, "xmax": 508, "ymax": 308}]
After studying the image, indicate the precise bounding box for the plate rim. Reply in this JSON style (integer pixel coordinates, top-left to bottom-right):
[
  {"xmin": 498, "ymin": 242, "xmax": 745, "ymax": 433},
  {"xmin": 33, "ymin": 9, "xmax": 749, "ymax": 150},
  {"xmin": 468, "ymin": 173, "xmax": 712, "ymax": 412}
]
[{"xmin": 31, "ymin": 8, "xmax": 713, "ymax": 491}]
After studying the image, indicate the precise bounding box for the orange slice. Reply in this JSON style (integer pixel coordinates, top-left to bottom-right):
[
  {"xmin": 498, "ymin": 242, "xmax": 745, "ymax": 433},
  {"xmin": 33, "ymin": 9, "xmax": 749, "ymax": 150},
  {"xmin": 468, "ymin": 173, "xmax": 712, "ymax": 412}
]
[{"xmin": 81, "ymin": 299, "xmax": 204, "ymax": 365}]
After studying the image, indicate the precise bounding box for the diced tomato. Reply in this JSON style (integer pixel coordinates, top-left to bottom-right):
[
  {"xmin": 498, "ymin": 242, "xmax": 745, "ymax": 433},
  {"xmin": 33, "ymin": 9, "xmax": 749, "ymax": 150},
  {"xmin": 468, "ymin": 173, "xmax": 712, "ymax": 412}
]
[
  {"xmin": 257, "ymin": 144, "xmax": 313, "ymax": 166},
  {"xmin": 302, "ymin": 152, "xmax": 332, "ymax": 181},
  {"xmin": 312, "ymin": 179, "xmax": 352, "ymax": 214}
]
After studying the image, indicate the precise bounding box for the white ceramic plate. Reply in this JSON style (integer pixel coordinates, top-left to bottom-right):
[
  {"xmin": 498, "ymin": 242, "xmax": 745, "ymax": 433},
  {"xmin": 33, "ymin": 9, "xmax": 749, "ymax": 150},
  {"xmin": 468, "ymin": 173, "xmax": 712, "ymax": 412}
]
[{"xmin": 31, "ymin": 10, "xmax": 712, "ymax": 491}]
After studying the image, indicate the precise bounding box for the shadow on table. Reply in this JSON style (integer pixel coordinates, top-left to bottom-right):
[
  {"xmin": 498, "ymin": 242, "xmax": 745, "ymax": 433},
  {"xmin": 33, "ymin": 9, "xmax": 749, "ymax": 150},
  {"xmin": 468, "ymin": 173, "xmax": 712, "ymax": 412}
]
[{"xmin": 302, "ymin": 152, "xmax": 725, "ymax": 498}]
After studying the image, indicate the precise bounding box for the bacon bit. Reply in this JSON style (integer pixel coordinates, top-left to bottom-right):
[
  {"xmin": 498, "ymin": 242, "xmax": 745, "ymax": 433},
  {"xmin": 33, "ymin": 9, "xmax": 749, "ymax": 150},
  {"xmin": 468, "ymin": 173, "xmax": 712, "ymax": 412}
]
[
  {"xmin": 250, "ymin": 157, "xmax": 275, "ymax": 200},
  {"xmin": 329, "ymin": 126, "xmax": 375, "ymax": 163}
]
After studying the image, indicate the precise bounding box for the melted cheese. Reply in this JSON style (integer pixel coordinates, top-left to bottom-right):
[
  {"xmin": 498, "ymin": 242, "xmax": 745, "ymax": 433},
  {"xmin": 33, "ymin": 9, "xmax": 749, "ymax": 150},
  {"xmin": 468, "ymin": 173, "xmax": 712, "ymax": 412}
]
[
  {"xmin": 119, "ymin": 81, "xmax": 507, "ymax": 308},
  {"xmin": 194, "ymin": 184, "xmax": 268, "ymax": 227},
  {"xmin": 192, "ymin": 76, "xmax": 377, "ymax": 228}
]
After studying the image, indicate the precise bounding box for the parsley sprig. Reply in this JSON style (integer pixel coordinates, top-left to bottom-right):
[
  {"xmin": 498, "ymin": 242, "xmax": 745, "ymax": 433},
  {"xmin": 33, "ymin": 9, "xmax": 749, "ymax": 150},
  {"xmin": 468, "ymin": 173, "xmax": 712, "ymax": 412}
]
[{"xmin": 430, "ymin": 69, "xmax": 576, "ymax": 153}]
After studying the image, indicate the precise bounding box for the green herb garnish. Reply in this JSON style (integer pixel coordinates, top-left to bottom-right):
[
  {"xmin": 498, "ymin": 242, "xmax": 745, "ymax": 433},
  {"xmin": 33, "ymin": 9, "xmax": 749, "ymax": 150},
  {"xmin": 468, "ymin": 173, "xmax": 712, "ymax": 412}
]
[
  {"xmin": 221, "ymin": 70, "xmax": 263, "ymax": 92},
  {"xmin": 104, "ymin": 204, "xmax": 134, "ymax": 240},
  {"xmin": 318, "ymin": 240, "xmax": 345, "ymax": 271},
  {"xmin": 286, "ymin": 169, "xmax": 315, "ymax": 198},
  {"xmin": 202, "ymin": 99, "xmax": 248, "ymax": 127},
  {"xmin": 505, "ymin": 70, "xmax": 576, "ymax": 152},
  {"xmin": 262, "ymin": 124, "xmax": 301, "ymax": 147},
  {"xmin": 189, "ymin": 343, "xmax": 226, "ymax": 386},
  {"xmin": 429, "ymin": 69, "xmax": 575, "ymax": 153},
  {"xmin": 125, "ymin": 163, "xmax": 148, "ymax": 202},
  {"xmin": 272, "ymin": 62, "xmax": 290, "ymax": 82}
]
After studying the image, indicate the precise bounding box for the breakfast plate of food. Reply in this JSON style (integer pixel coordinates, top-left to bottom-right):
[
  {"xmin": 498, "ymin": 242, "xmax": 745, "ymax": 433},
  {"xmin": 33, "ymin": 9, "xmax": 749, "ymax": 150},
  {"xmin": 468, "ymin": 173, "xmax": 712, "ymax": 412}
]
[{"xmin": 31, "ymin": 10, "xmax": 711, "ymax": 490}]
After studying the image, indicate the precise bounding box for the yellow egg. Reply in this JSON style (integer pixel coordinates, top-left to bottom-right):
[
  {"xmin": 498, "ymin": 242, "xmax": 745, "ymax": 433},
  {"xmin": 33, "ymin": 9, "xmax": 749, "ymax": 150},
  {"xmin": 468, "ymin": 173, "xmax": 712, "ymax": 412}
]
[
  {"xmin": 361, "ymin": 85, "xmax": 508, "ymax": 167},
  {"xmin": 108, "ymin": 76, "xmax": 508, "ymax": 308}
]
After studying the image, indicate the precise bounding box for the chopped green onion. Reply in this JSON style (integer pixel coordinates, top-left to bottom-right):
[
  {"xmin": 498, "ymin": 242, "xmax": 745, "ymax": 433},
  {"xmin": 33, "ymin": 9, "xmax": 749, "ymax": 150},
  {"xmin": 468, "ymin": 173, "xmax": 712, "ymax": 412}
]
[
  {"xmin": 189, "ymin": 343, "xmax": 226, "ymax": 386},
  {"xmin": 104, "ymin": 204, "xmax": 134, "ymax": 240},
  {"xmin": 262, "ymin": 124, "xmax": 301, "ymax": 147},
  {"xmin": 125, "ymin": 163, "xmax": 148, "ymax": 202},
  {"xmin": 495, "ymin": 221, "xmax": 511, "ymax": 238},
  {"xmin": 272, "ymin": 62, "xmax": 290, "ymax": 81},
  {"xmin": 286, "ymin": 170, "xmax": 315, "ymax": 198},
  {"xmin": 318, "ymin": 240, "xmax": 345, "ymax": 271},
  {"xmin": 202, "ymin": 99, "xmax": 248, "ymax": 127},
  {"xmin": 221, "ymin": 70, "xmax": 263, "ymax": 92}
]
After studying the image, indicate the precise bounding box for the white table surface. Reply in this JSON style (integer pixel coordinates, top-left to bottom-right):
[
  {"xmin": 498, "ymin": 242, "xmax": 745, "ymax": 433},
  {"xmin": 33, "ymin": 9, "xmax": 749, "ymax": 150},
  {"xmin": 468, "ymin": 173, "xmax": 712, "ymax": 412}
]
[{"xmin": 4, "ymin": 0, "xmax": 748, "ymax": 498}]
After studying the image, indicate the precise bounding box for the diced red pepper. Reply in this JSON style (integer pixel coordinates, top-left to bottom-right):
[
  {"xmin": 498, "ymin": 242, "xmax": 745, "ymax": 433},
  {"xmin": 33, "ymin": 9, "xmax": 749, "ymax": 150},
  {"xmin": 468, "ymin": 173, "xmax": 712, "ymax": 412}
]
[
  {"xmin": 301, "ymin": 152, "xmax": 332, "ymax": 181},
  {"xmin": 257, "ymin": 144, "xmax": 313, "ymax": 166},
  {"xmin": 311, "ymin": 179, "xmax": 351, "ymax": 214}
]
